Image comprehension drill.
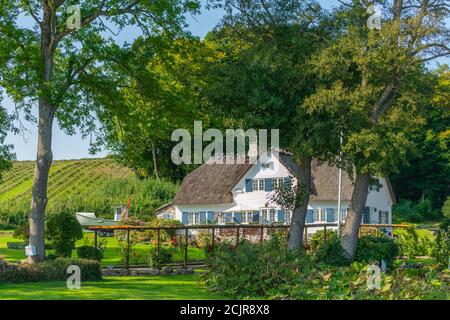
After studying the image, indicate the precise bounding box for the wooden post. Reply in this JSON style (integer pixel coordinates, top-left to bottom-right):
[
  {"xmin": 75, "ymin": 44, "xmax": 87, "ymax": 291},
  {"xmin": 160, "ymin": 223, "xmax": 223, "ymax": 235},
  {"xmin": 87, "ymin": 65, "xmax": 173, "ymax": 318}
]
[
  {"xmin": 126, "ymin": 228, "xmax": 130, "ymax": 270},
  {"xmin": 304, "ymin": 226, "xmax": 308, "ymax": 249},
  {"xmin": 94, "ymin": 230, "xmax": 98, "ymax": 248},
  {"xmin": 323, "ymin": 226, "xmax": 327, "ymax": 242},
  {"xmin": 184, "ymin": 228, "xmax": 188, "ymax": 269},
  {"xmin": 211, "ymin": 227, "xmax": 215, "ymax": 252},
  {"xmin": 157, "ymin": 228, "xmax": 161, "ymax": 254},
  {"xmin": 260, "ymin": 226, "xmax": 264, "ymax": 244},
  {"xmin": 236, "ymin": 227, "xmax": 240, "ymax": 245}
]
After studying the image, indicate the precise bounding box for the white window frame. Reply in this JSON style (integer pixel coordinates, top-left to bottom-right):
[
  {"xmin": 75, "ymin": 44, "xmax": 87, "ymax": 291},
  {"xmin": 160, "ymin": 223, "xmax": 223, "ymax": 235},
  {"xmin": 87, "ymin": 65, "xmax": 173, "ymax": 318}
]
[
  {"xmin": 253, "ymin": 179, "xmax": 265, "ymax": 191},
  {"xmin": 313, "ymin": 208, "xmax": 327, "ymax": 223},
  {"xmin": 285, "ymin": 210, "xmax": 292, "ymax": 224},
  {"xmin": 269, "ymin": 208, "xmax": 276, "ymax": 223},
  {"xmin": 261, "ymin": 208, "xmax": 268, "ymax": 223},
  {"xmin": 272, "ymin": 178, "xmax": 284, "ymax": 190}
]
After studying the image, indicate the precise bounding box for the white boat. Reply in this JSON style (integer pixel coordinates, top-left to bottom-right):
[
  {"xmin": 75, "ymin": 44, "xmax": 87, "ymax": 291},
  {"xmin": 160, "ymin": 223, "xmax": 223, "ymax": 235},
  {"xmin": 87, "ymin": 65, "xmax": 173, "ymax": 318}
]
[{"xmin": 75, "ymin": 212, "xmax": 120, "ymax": 227}]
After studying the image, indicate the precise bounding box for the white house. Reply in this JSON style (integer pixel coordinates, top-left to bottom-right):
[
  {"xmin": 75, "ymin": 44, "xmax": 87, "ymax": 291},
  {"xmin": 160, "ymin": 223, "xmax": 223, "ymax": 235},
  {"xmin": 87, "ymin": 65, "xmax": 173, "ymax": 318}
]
[{"xmin": 158, "ymin": 150, "xmax": 395, "ymax": 234}]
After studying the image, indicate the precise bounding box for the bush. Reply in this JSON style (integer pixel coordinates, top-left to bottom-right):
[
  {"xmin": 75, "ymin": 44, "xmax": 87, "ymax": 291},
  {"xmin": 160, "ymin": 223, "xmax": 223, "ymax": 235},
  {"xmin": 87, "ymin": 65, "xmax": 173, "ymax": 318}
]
[
  {"xmin": 202, "ymin": 235, "xmax": 448, "ymax": 299},
  {"xmin": 0, "ymin": 258, "xmax": 102, "ymax": 283},
  {"xmin": 396, "ymin": 227, "xmax": 434, "ymax": 258},
  {"xmin": 147, "ymin": 247, "xmax": 174, "ymax": 269},
  {"xmin": 354, "ymin": 236, "xmax": 399, "ymax": 267},
  {"xmin": 393, "ymin": 199, "xmax": 442, "ymax": 223},
  {"xmin": 433, "ymin": 219, "xmax": 449, "ymax": 269},
  {"xmin": 46, "ymin": 209, "xmax": 83, "ymax": 257},
  {"xmin": 314, "ymin": 237, "xmax": 350, "ymax": 266},
  {"xmin": 203, "ymin": 235, "xmax": 313, "ymax": 298},
  {"xmin": 310, "ymin": 230, "xmax": 337, "ymax": 251},
  {"xmin": 77, "ymin": 246, "xmax": 103, "ymax": 261}
]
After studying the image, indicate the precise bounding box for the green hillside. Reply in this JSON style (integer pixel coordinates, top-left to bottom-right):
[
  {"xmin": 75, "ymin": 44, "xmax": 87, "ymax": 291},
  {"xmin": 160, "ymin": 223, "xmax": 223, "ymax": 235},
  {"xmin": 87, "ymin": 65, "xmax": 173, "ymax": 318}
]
[{"xmin": 0, "ymin": 158, "xmax": 178, "ymax": 228}]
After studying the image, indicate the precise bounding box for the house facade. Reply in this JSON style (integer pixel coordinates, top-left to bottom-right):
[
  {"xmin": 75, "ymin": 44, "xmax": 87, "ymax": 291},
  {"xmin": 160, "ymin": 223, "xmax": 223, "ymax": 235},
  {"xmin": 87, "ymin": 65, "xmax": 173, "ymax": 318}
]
[{"xmin": 161, "ymin": 150, "xmax": 395, "ymax": 234}]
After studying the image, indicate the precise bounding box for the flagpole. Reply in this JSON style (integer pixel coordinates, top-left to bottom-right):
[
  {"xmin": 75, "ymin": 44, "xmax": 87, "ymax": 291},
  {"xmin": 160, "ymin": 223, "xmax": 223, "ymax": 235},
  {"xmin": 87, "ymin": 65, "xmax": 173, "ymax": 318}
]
[{"xmin": 337, "ymin": 132, "xmax": 343, "ymax": 238}]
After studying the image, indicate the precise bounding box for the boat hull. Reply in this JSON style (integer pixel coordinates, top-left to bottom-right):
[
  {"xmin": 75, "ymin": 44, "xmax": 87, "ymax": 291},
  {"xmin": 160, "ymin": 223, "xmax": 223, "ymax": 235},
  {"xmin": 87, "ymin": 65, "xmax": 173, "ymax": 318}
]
[{"xmin": 76, "ymin": 212, "xmax": 119, "ymax": 227}]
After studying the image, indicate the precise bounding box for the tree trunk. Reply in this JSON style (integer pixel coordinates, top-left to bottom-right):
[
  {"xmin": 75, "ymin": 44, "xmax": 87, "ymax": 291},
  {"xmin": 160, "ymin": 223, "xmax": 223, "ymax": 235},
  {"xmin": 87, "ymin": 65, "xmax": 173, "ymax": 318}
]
[
  {"xmin": 287, "ymin": 156, "xmax": 312, "ymax": 251},
  {"xmin": 28, "ymin": 8, "xmax": 54, "ymax": 263},
  {"xmin": 340, "ymin": 172, "xmax": 370, "ymax": 260},
  {"xmin": 151, "ymin": 140, "xmax": 160, "ymax": 180},
  {"xmin": 28, "ymin": 103, "xmax": 54, "ymax": 263}
]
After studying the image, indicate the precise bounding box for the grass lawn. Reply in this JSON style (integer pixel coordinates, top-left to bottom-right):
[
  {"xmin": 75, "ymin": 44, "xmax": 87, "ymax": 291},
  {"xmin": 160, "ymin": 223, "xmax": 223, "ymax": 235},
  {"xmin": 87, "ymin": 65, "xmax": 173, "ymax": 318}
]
[
  {"xmin": 0, "ymin": 274, "xmax": 229, "ymax": 300},
  {"xmin": 0, "ymin": 231, "xmax": 206, "ymax": 266}
]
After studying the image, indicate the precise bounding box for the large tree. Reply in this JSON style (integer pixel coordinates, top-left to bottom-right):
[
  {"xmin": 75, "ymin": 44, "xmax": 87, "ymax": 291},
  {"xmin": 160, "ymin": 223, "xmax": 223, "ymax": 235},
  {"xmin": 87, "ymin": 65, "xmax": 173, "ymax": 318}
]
[
  {"xmin": 0, "ymin": 0, "xmax": 199, "ymax": 262},
  {"xmin": 91, "ymin": 37, "xmax": 215, "ymax": 180},
  {"xmin": 307, "ymin": 0, "xmax": 449, "ymax": 259}
]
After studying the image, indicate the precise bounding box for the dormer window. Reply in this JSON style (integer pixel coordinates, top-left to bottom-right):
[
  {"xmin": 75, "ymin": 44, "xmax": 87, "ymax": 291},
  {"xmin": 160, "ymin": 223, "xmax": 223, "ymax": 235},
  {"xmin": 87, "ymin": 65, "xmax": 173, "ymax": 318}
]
[
  {"xmin": 272, "ymin": 178, "xmax": 284, "ymax": 189},
  {"xmin": 252, "ymin": 179, "xmax": 265, "ymax": 191}
]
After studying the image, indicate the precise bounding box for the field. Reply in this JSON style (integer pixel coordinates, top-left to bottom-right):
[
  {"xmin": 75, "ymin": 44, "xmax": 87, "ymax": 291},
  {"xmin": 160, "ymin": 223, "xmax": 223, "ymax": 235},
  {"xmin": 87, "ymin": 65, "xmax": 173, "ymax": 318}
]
[
  {"xmin": 0, "ymin": 274, "xmax": 229, "ymax": 300},
  {"xmin": 0, "ymin": 158, "xmax": 178, "ymax": 224},
  {"xmin": 0, "ymin": 231, "xmax": 205, "ymax": 266}
]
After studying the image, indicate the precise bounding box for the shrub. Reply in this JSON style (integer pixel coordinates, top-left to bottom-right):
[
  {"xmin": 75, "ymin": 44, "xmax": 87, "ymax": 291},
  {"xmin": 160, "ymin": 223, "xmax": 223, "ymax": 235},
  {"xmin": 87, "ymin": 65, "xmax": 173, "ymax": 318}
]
[
  {"xmin": 203, "ymin": 235, "xmax": 313, "ymax": 298},
  {"xmin": 433, "ymin": 219, "xmax": 449, "ymax": 269},
  {"xmin": 202, "ymin": 235, "xmax": 448, "ymax": 300},
  {"xmin": 46, "ymin": 209, "xmax": 83, "ymax": 257},
  {"xmin": 147, "ymin": 247, "xmax": 174, "ymax": 269},
  {"xmin": 13, "ymin": 223, "xmax": 29, "ymax": 240},
  {"xmin": 314, "ymin": 237, "xmax": 350, "ymax": 266},
  {"xmin": 396, "ymin": 227, "xmax": 434, "ymax": 258},
  {"xmin": 354, "ymin": 236, "xmax": 399, "ymax": 267},
  {"xmin": 0, "ymin": 258, "xmax": 102, "ymax": 283},
  {"xmin": 442, "ymin": 197, "xmax": 450, "ymax": 219},
  {"xmin": 393, "ymin": 199, "xmax": 442, "ymax": 223},
  {"xmin": 77, "ymin": 246, "xmax": 103, "ymax": 261},
  {"xmin": 310, "ymin": 230, "xmax": 337, "ymax": 251}
]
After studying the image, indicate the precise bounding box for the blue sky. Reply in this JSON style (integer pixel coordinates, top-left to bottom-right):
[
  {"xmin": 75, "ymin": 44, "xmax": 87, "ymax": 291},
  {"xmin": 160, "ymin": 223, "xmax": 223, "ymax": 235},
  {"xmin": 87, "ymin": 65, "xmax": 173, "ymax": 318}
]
[{"xmin": 3, "ymin": 0, "xmax": 449, "ymax": 160}]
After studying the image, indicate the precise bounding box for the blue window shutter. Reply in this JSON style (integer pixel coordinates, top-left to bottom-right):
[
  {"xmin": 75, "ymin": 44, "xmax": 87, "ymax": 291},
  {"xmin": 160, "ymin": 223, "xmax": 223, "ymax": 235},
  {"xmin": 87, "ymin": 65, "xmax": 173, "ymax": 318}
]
[
  {"xmin": 306, "ymin": 209, "xmax": 314, "ymax": 223},
  {"xmin": 278, "ymin": 210, "xmax": 285, "ymax": 222},
  {"xmin": 326, "ymin": 208, "xmax": 335, "ymax": 222},
  {"xmin": 200, "ymin": 211, "xmax": 206, "ymax": 224},
  {"xmin": 253, "ymin": 211, "xmax": 260, "ymax": 223},
  {"xmin": 264, "ymin": 178, "xmax": 273, "ymax": 191},
  {"xmin": 234, "ymin": 212, "xmax": 241, "ymax": 224},
  {"xmin": 182, "ymin": 212, "xmax": 189, "ymax": 225},
  {"xmin": 225, "ymin": 212, "xmax": 232, "ymax": 223},
  {"xmin": 245, "ymin": 179, "xmax": 253, "ymax": 192},
  {"xmin": 284, "ymin": 177, "xmax": 292, "ymax": 188},
  {"xmin": 207, "ymin": 211, "xmax": 214, "ymax": 223},
  {"xmin": 364, "ymin": 207, "xmax": 370, "ymax": 223}
]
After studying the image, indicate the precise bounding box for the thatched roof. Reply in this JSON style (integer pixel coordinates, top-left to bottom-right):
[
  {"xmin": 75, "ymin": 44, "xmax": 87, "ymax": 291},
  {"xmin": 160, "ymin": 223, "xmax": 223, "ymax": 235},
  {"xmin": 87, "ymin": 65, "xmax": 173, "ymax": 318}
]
[
  {"xmin": 278, "ymin": 152, "xmax": 395, "ymax": 203},
  {"xmin": 173, "ymin": 151, "xmax": 395, "ymax": 205},
  {"xmin": 172, "ymin": 160, "xmax": 253, "ymax": 205}
]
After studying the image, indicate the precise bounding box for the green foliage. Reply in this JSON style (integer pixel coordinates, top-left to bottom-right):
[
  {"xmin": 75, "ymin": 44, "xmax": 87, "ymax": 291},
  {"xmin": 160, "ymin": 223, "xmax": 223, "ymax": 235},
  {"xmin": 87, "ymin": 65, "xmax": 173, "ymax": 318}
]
[
  {"xmin": 0, "ymin": 258, "xmax": 102, "ymax": 283},
  {"xmin": 203, "ymin": 235, "xmax": 310, "ymax": 298},
  {"xmin": 397, "ymin": 227, "xmax": 434, "ymax": 258},
  {"xmin": 391, "ymin": 67, "xmax": 450, "ymax": 210},
  {"xmin": 433, "ymin": 219, "xmax": 450, "ymax": 269},
  {"xmin": 310, "ymin": 229, "xmax": 338, "ymax": 251},
  {"xmin": 0, "ymin": 159, "xmax": 179, "ymax": 225},
  {"xmin": 203, "ymin": 235, "xmax": 448, "ymax": 299},
  {"xmin": 45, "ymin": 210, "xmax": 83, "ymax": 258},
  {"xmin": 442, "ymin": 197, "xmax": 450, "ymax": 219},
  {"xmin": 77, "ymin": 246, "xmax": 103, "ymax": 261},
  {"xmin": 147, "ymin": 247, "xmax": 174, "ymax": 269},
  {"xmin": 314, "ymin": 236, "xmax": 350, "ymax": 267},
  {"xmin": 354, "ymin": 236, "xmax": 399, "ymax": 267},
  {"xmin": 393, "ymin": 199, "xmax": 442, "ymax": 223}
]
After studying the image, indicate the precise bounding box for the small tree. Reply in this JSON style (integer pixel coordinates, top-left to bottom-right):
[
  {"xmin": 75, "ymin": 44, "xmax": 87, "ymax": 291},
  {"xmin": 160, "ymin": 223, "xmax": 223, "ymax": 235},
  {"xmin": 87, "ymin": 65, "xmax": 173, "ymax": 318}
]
[{"xmin": 46, "ymin": 209, "xmax": 83, "ymax": 258}]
